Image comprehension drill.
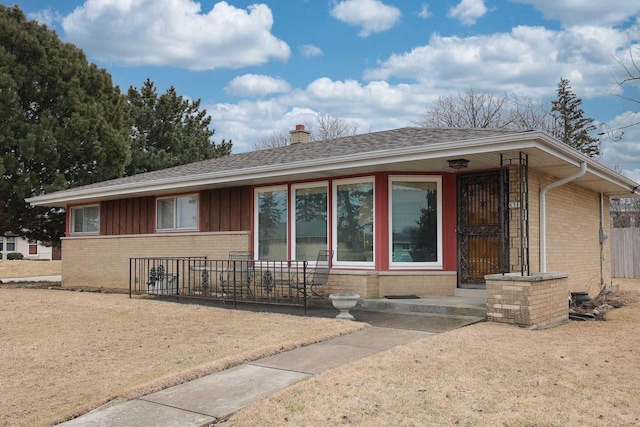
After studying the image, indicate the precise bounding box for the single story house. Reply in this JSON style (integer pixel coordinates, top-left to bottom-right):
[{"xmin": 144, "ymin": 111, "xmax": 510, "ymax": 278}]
[
  {"xmin": 0, "ymin": 233, "xmax": 59, "ymax": 261},
  {"xmin": 27, "ymin": 126, "xmax": 640, "ymax": 300}
]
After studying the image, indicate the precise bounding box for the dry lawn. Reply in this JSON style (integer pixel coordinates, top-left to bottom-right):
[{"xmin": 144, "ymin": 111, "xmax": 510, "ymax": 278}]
[
  {"xmin": 0, "ymin": 289, "xmax": 365, "ymax": 427},
  {"xmin": 229, "ymin": 279, "xmax": 640, "ymax": 427},
  {"xmin": 0, "ymin": 260, "xmax": 61, "ymax": 279}
]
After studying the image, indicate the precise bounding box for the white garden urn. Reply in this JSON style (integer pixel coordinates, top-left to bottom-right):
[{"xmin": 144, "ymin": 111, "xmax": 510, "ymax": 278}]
[{"xmin": 329, "ymin": 293, "xmax": 360, "ymax": 320}]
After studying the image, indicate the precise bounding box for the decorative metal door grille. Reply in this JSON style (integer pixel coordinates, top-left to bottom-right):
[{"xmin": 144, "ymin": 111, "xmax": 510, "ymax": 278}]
[{"xmin": 457, "ymin": 171, "xmax": 509, "ymax": 286}]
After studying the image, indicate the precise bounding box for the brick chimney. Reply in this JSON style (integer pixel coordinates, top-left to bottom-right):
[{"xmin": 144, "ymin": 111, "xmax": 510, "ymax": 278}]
[{"xmin": 289, "ymin": 124, "xmax": 311, "ymax": 144}]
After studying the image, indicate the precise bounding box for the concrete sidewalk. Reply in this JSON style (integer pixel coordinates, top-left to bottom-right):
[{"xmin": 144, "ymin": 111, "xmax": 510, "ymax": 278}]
[{"xmin": 59, "ymin": 311, "xmax": 480, "ymax": 427}]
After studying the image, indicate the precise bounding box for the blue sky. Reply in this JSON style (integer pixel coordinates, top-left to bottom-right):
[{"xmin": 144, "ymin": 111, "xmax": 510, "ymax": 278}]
[{"xmin": 6, "ymin": 0, "xmax": 640, "ymax": 180}]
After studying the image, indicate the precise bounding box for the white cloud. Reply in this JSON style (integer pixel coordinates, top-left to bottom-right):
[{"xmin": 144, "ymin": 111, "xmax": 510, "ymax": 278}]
[
  {"xmin": 447, "ymin": 0, "xmax": 488, "ymax": 26},
  {"xmin": 330, "ymin": 0, "xmax": 402, "ymax": 37},
  {"xmin": 210, "ymin": 101, "xmax": 320, "ymax": 150},
  {"xmin": 301, "ymin": 44, "xmax": 323, "ymax": 57},
  {"xmin": 418, "ymin": 4, "xmax": 433, "ymax": 19},
  {"xmin": 28, "ymin": 8, "xmax": 63, "ymax": 27},
  {"xmin": 364, "ymin": 25, "xmax": 631, "ymax": 98},
  {"xmin": 204, "ymin": 20, "xmax": 640, "ymax": 154},
  {"xmin": 61, "ymin": 0, "xmax": 290, "ymax": 70},
  {"xmin": 209, "ymin": 76, "xmax": 436, "ymax": 152},
  {"xmin": 225, "ymin": 74, "xmax": 291, "ymax": 97},
  {"xmin": 191, "ymin": 6, "xmax": 638, "ymax": 159},
  {"xmin": 510, "ymin": 0, "xmax": 640, "ymax": 27}
]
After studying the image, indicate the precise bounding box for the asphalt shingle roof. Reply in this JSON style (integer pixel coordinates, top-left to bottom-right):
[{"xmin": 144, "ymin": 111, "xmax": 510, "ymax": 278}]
[{"xmin": 45, "ymin": 127, "xmax": 521, "ymax": 196}]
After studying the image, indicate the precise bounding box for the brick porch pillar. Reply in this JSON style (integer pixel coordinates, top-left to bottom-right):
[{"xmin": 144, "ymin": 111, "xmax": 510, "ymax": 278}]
[{"xmin": 485, "ymin": 273, "xmax": 569, "ymax": 329}]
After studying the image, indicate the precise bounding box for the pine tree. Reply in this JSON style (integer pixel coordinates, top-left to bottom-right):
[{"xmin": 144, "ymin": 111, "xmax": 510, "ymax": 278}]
[
  {"xmin": 551, "ymin": 78, "xmax": 599, "ymax": 157},
  {"xmin": 125, "ymin": 79, "xmax": 232, "ymax": 175},
  {"xmin": 0, "ymin": 5, "xmax": 130, "ymax": 244}
]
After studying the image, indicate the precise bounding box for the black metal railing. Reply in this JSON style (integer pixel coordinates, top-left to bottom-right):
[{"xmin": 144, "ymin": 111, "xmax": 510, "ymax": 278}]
[
  {"xmin": 129, "ymin": 257, "xmax": 208, "ymax": 298},
  {"xmin": 129, "ymin": 257, "xmax": 309, "ymax": 313}
]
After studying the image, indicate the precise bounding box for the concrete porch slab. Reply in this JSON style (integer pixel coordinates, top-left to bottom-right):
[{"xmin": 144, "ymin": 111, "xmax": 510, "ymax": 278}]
[
  {"xmin": 363, "ymin": 295, "xmax": 486, "ymax": 318},
  {"xmin": 353, "ymin": 309, "xmax": 482, "ymax": 333}
]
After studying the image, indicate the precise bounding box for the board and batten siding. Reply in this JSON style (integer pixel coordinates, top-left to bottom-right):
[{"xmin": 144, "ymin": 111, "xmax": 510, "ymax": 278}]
[
  {"xmin": 97, "ymin": 186, "xmax": 252, "ymax": 236},
  {"xmin": 200, "ymin": 186, "xmax": 252, "ymax": 232},
  {"xmin": 100, "ymin": 196, "xmax": 155, "ymax": 235}
]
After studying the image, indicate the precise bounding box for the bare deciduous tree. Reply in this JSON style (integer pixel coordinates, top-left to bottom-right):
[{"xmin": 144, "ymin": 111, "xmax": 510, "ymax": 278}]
[
  {"xmin": 610, "ymin": 197, "xmax": 640, "ymax": 228},
  {"xmin": 511, "ymin": 96, "xmax": 557, "ymax": 134},
  {"xmin": 611, "ymin": 46, "xmax": 640, "ymax": 129},
  {"xmin": 416, "ymin": 89, "xmax": 515, "ymax": 129},
  {"xmin": 251, "ymin": 131, "xmax": 290, "ymax": 151},
  {"xmin": 416, "ymin": 89, "xmax": 558, "ymax": 134},
  {"xmin": 310, "ymin": 115, "xmax": 361, "ymax": 140},
  {"xmin": 251, "ymin": 115, "xmax": 363, "ymax": 151}
]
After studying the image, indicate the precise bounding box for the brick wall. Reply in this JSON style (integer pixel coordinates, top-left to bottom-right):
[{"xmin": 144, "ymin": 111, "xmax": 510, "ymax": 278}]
[
  {"xmin": 486, "ymin": 273, "xmax": 569, "ymax": 328},
  {"xmin": 323, "ymin": 272, "xmax": 379, "ymax": 299},
  {"xmin": 62, "ymin": 229, "xmax": 458, "ymax": 296},
  {"xmin": 529, "ymin": 169, "xmax": 611, "ymax": 295},
  {"xmin": 62, "ymin": 232, "xmax": 250, "ymax": 289},
  {"xmin": 314, "ymin": 271, "xmax": 457, "ymax": 299},
  {"xmin": 378, "ymin": 272, "xmax": 457, "ymax": 296}
]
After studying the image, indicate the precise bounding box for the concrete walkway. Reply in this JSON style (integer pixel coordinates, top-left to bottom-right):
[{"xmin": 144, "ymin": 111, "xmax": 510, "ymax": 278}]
[{"xmin": 59, "ymin": 310, "xmax": 480, "ymax": 427}]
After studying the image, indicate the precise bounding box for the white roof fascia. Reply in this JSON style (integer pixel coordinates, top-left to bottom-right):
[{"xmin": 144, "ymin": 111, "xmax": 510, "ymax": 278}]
[
  {"xmin": 27, "ymin": 131, "xmax": 639, "ymax": 206},
  {"xmin": 532, "ymin": 132, "xmax": 640, "ymax": 197},
  {"xmin": 27, "ymin": 135, "xmax": 539, "ymax": 206}
]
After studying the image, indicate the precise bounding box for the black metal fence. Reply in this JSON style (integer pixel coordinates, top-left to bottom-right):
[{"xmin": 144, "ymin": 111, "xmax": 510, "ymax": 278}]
[{"xmin": 129, "ymin": 257, "xmax": 309, "ymax": 312}]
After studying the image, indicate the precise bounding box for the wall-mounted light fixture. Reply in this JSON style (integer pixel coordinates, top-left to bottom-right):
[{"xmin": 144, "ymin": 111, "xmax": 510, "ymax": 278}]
[{"xmin": 448, "ymin": 158, "xmax": 470, "ymax": 170}]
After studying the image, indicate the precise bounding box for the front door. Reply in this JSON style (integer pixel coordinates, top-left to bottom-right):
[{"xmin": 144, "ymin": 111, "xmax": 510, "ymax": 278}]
[{"xmin": 457, "ymin": 171, "xmax": 507, "ymax": 287}]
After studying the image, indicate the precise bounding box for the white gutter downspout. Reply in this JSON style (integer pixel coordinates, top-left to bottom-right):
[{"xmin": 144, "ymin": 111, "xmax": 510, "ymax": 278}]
[
  {"xmin": 599, "ymin": 193, "xmax": 606, "ymax": 289},
  {"xmin": 539, "ymin": 162, "xmax": 587, "ymax": 273}
]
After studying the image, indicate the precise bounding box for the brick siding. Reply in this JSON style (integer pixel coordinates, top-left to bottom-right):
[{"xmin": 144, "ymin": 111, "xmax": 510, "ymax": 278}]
[
  {"xmin": 317, "ymin": 271, "xmax": 457, "ymax": 299},
  {"xmin": 529, "ymin": 169, "xmax": 611, "ymax": 295},
  {"xmin": 61, "ymin": 232, "xmax": 250, "ymax": 289},
  {"xmin": 486, "ymin": 273, "xmax": 569, "ymax": 328}
]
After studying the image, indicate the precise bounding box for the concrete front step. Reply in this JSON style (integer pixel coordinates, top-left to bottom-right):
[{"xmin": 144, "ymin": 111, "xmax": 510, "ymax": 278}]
[
  {"xmin": 454, "ymin": 288, "xmax": 486, "ymax": 299},
  {"xmin": 363, "ymin": 296, "xmax": 487, "ymax": 318}
]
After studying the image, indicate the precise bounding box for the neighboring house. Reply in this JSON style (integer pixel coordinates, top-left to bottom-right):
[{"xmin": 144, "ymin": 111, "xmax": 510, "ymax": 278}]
[
  {"xmin": 27, "ymin": 126, "xmax": 640, "ymax": 297},
  {"xmin": 0, "ymin": 233, "xmax": 56, "ymax": 260},
  {"xmin": 610, "ymin": 198, "xmax": 640, "ymax": 228}
]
